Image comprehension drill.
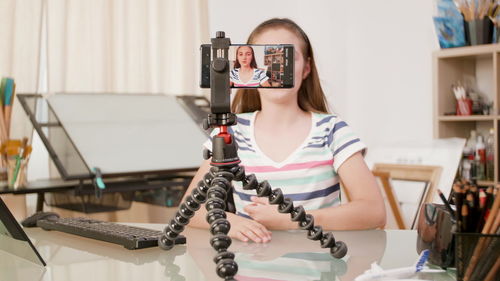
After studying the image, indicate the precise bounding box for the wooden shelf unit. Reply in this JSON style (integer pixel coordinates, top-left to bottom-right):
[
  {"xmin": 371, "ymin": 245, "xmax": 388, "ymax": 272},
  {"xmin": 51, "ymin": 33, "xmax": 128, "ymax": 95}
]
[
  {"xmin": 434, "ymin": 44, "xmax": 500, "ymax": 184},
  {"xmin": 264, "ymin": 47, "xmax": 284, "ymax": 86},
  {"xmin": 438, "ymin": 115, "xmax": 497, "ymax": 121}
]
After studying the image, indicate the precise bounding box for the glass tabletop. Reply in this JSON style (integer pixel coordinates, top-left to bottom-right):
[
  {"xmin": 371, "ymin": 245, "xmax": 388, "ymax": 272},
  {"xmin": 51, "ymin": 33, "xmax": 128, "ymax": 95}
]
[{"xmin": 0, "ymin": 225, "xmax": 456, "ymax": 281}]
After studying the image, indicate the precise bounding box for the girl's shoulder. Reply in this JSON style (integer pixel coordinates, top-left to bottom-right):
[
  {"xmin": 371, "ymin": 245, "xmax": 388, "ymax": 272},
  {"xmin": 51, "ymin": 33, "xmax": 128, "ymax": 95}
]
[
  {"xmin": 310, "ymin": 112, "xmax": 353, "ymax": 140},
  {"xmin": 236, "ymin": 112, "xmax": 254, "ymax": 117},
  {"xmin": 236, "ymin": 112, "xmax": 255, "ymax": 125},
  {"xmin": 229, "ymin": 112, "xmax": 255, "ymax": 138},
  {"xmin": 233, "ymin": 112, "xmax": 257, "ymax": 132},
  {"xmin": 311, "ymin": 112, "xmax": 339, "ymax": 127},
  {"xmin": 255, "ymin": 68, "xmax": 268, "ymax": 77},
  {"xmin": 230, "ymin": 68, "xmax": 239, "ymax": 80}
]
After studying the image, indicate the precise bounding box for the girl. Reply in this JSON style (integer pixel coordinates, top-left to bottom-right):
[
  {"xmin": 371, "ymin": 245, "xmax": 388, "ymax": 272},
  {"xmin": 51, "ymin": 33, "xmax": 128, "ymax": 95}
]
[
  {"xmin": 184, "ymin": 18, "xmax": 386, "ymax": 243},
  {"xmin": 230, "ymin": 45, "xmax": 271, "ymax": 87}
]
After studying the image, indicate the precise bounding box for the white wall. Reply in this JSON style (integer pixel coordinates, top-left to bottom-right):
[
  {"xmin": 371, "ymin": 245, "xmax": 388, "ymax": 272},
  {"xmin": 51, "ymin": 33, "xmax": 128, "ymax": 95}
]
[
  {"xmin": 208, "ymin": 0, "xmax": 439, "ymax": 149},
  {"xmin": 27, "ymin": 0, "xmax": 440, "ymax": 179}
]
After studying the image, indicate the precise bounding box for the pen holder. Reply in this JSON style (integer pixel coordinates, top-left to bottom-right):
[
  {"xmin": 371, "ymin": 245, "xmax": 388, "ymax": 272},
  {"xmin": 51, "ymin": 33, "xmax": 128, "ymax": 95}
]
[
  {"xmin": 464, "ymin": 18, "xmax": 494, "ymax": 45},
  {"xmin": 416, "ymin": 203, "xmax": 456, "ymax": 268},
  {"xmin": 6, "ymin": 155, "xmax": 28, "ymax": 189},
  {"xmin": 456, "ymin": 98, "xmax": 473, "ymax": 116},
  {"xmin": 455, "ymin": 232, "xmax": 500, "ymax": 281}
]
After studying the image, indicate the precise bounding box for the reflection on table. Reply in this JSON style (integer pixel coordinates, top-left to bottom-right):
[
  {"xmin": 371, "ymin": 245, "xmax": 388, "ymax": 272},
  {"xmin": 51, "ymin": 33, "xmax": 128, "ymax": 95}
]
[{"xmin": 1, "ymin": 225, "xmax": 456, "ymax": 281}]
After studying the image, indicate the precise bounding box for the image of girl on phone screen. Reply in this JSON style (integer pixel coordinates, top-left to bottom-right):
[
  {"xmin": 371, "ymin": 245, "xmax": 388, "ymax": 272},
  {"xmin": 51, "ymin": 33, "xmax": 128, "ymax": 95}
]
[
  {"xmin": 184, "ymin": 18, "xmax": 386, "ymax": 243},
  {"xmin": 230, "ymin": 45, "xmax": 271, "ymax": 87}
]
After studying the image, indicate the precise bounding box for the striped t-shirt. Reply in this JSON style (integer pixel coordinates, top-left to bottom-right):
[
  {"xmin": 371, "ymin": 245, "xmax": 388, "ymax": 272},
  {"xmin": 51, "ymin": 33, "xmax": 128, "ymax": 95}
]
[
  {"xmin": 230, "ymin": 68, "xmax": 269, "ymax": 87},
  {"xmin": 204, "ymin": 111, "xmax": 366, "ymax": 219}
]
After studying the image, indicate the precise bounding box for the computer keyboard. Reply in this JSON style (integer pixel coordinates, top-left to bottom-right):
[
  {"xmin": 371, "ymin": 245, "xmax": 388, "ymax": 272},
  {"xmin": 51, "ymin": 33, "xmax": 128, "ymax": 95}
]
[{"xmin": 37, "ymin": 217, "xmax": 186, "ymax": 250}]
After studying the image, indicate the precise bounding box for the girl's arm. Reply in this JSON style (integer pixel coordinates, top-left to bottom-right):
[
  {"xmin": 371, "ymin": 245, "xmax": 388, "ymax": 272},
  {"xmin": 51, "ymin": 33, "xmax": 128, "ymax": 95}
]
[
  {"xmin": 306, "ymin": 152, "xmax": 386, "ymax": 230},
  {"xmin": 182, "ymin": 159, "xmax": 272, "ymax": 242},
  {"xmin": 245, "ymin": 152, "xmax": 386, "ymax": 230}
]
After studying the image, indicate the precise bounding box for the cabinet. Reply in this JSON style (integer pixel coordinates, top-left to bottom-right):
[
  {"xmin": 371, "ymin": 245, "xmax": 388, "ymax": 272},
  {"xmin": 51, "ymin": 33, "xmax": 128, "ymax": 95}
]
[{"xmin": 434, "ymin": 44, "xmax": 500, "ymax": 185}]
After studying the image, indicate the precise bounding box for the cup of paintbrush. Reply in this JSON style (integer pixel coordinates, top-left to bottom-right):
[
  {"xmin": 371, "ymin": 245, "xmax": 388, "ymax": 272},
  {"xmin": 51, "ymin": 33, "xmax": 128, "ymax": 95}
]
[
  {"xmin": 6, "ymin": 146, "xmax": 20, "ymax": 188},
  {"xmin": 464, "ymin": 17, "xmax": 494, "ymax": 45},
  {"xmin": 459, "ymin": 0, "xmax": 495, "ymax": 45},
  {"xmin": 14, "ymin": 145, "xmax": 32, "ymax": 188},
  {"xmin": 3, "ymin": 139, "xmax": 23, "ymax": 188}
]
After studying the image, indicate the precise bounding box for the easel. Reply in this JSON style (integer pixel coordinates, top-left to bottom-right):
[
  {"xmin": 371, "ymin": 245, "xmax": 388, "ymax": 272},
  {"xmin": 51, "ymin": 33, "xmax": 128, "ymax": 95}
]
[{"xmin": 342, "ymin": 163, "xmax": 442, "ymax": 229}]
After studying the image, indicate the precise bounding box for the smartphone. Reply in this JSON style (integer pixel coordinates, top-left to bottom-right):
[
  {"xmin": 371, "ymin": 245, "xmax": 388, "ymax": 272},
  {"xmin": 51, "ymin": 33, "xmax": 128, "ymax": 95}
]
[{"xmin": 200, "ymin": 44, "xmax": 294, "ymax": 88}]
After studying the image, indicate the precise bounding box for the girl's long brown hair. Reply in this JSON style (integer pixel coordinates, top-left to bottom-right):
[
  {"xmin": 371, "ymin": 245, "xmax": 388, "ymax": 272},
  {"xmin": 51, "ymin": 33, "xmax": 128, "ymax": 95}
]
[{"xmin": 231, "ymin": 18, "xmax": 329, "ymax": 114}]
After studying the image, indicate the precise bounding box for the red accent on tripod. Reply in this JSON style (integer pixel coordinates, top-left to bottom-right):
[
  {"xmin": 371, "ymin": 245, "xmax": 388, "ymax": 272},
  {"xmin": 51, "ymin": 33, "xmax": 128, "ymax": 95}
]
[{"xmin": 218, "ymin": 126, "xmax": 232, "ymax": 144}]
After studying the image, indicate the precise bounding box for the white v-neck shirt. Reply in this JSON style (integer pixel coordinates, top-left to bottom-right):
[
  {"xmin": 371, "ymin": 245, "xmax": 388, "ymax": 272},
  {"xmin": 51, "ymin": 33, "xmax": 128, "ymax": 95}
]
[{"xmin": 204, "ymin": 111, "xmax": 366, "ymax": 218}]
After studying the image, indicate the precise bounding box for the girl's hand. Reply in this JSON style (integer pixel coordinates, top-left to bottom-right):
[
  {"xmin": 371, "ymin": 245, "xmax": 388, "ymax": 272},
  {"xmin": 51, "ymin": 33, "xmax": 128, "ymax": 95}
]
[
  {"xmin": 243, "ymin": 196, "xmax": 296, "ymax": 230},
  {"xmin": 228, "ymin": 214, "xmax": 272, "ymax": 243}
]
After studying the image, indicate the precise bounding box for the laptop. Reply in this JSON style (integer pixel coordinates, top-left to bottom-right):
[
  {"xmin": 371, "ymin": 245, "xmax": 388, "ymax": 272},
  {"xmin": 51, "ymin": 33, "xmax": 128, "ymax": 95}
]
[{"xmin": 0, "ymin": 196, "xmax": 46, "ymax": 266}]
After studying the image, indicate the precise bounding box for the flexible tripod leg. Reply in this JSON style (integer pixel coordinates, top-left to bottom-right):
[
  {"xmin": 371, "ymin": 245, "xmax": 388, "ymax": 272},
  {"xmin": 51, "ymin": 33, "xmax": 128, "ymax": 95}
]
[
  {"xmin": 159, "ymin": 115, "xmax": 346, "ymax": 281},
  {"xmin": 205, "ymin": 167, "xmax": 238, "ymax": 280},
  {"xmin": 236, "ymin": 167, "xmax": 348, "ymax": 259},
  {"xmin": 159, "ymin": 166, "xmax": 239, "ymax": 280},
  {"xmin": 159, "ymin": 164, "xmax": 346, "ymax": 281},
  {"xmin": 158, "ymin": 171, "xmax": 211, "ymax": 251}
]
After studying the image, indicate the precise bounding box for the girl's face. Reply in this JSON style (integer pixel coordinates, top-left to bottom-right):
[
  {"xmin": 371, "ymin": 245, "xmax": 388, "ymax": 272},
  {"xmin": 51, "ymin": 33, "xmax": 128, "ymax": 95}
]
[
  {"xmin": 252, "ymin": 28, "xmax": 311, "ymax": 104},
  {"xmin": 237, "ymin": 46, "xmax": 253, "ymax": 68}
]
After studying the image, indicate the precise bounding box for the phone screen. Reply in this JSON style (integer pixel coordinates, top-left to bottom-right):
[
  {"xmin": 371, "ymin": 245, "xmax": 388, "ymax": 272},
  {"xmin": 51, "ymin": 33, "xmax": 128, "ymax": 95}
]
[{"xmin": 200, "ymin": 44, "xmax": 294, "ymax": 88}]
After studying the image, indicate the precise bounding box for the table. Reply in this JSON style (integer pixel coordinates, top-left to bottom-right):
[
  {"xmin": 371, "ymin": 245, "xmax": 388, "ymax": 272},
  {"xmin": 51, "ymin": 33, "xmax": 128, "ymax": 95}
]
[
  {"xmin": 0, "ymin": 175, "xmax": 192, "ymax": 212},
  {"xmin": 0, "ymin": 225, "xmax": 456, "ymax": 281},
  {"xmin": 0, "ymin": 179, "xmax": 82, "ymax": 212}
]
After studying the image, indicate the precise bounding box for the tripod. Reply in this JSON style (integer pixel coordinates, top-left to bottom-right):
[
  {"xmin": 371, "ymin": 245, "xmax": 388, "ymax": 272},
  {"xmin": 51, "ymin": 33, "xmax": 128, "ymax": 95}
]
[{"xmin": 158, "ymin": 32, "xmax": 347, "ymax": 280}]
